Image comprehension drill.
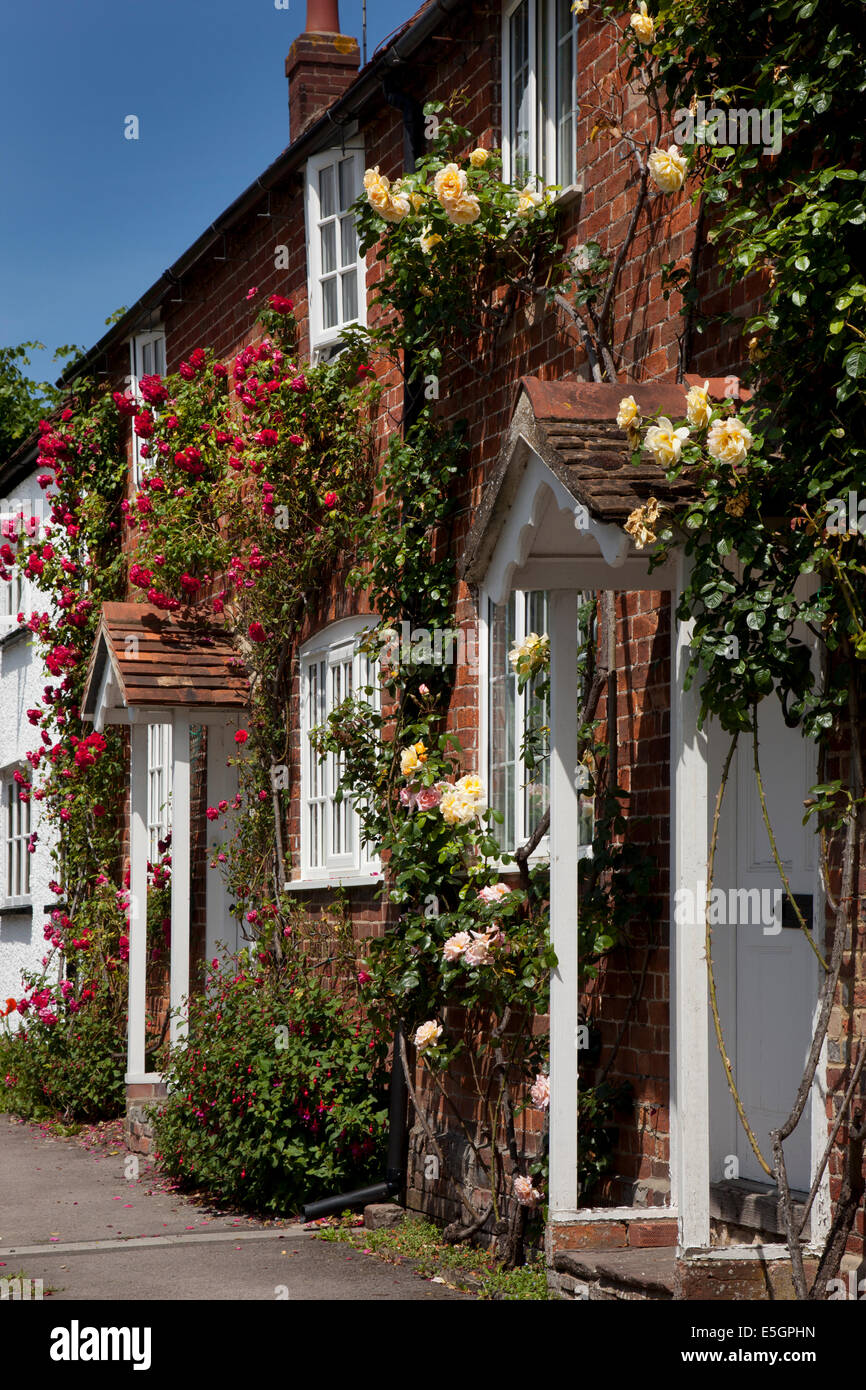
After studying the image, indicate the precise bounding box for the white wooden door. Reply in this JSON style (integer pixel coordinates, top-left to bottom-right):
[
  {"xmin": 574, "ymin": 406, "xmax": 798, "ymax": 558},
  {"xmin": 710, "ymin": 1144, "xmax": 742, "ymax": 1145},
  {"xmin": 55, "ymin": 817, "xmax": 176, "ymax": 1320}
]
[{"xmin": 709, "ymin": 694, "xmax": 819, "ymax": 1192}]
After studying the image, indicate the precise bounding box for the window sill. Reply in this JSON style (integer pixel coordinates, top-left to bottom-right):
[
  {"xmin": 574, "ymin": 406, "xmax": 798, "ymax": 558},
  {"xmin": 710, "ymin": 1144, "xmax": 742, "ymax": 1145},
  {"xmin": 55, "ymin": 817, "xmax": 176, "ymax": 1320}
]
[
  {"xmin": 0, "ymin": 902, "xmax": 33, "ymax": 917},
  {"xmin": 554, "ymin": 183, "xmax": 583, "ymax": 210},
  {"xmin": 0, "ymin": 624, "xmax": 30, "ymax": 651},
  {"xmin": 283, "ymin": 872, "xmax": 384, "ymax": 893}
]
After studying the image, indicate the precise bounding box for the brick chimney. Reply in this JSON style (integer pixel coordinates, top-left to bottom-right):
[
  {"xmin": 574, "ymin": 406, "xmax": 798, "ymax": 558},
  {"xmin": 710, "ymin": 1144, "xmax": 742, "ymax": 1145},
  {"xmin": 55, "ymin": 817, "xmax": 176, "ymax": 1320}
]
[{"xmin": 285, "ymin": 0, "xmax": 361, "ymax": 142}]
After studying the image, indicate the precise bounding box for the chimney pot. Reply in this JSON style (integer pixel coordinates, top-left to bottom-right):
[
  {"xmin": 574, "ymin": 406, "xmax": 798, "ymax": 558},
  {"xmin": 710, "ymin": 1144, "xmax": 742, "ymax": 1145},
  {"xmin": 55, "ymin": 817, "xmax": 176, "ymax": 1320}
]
[{"xmin": 306, "ymin": 0, "xmax": 341, "ymax": 32}]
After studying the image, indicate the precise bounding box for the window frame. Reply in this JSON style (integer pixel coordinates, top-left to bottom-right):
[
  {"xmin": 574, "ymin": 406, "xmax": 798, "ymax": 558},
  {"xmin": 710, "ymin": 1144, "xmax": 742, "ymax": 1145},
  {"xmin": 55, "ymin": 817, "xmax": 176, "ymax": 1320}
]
[
  {"xmin": 298, "ymin": 616, "xmax": 381, "ymax": 884},
  {"xmin": 502, "ymin": 0, "xmax": 579, "ymax": 191},
  {"xmin": 147, "ymin": 722, "xmax": 173, "ymax": 863},
  {"xmin": 479, "ymin": 586, "xmax": 594, "ymax": 866},
  {"xmin": 0, "ymin": 513, "xmax": 31, "ymax": 635},
  {"xmin": 304, "ymin": 147, "xmax": 367, "ymax": 361},
  {"xmin": 128, "ymin": 328, "xmax": 167, "ymax": 486},
  {"xmin": 1, "ymin": 766, "xmax": 32, "ymax": 908}
]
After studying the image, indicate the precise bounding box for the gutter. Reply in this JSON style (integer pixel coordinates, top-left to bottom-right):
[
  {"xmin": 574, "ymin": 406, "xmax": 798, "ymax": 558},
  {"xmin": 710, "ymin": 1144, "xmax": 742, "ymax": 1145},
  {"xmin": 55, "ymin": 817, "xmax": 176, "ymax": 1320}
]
[{"xmin": 59, "ymin": 0, "xmax": 463, "ymax": 388}]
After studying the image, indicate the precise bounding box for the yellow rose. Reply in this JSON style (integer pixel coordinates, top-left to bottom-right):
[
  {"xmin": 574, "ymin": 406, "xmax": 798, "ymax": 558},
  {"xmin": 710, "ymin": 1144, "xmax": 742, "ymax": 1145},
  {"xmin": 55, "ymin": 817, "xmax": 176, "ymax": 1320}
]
[
  {"xmin": 455, "ymin": 774, "xmax": 485, "ymax": 804},
  {"xmin": 410, "ymin": 192, "xmax": 425, "ymax": 212},
  {"xmin": 616, "ymin": 395, "xmax": 641, "ymax": 431},
  {"xmin": 686, "ymin": 380, "xmax": 711, "ymax": 428},
  {"xmin": 364, "ymin": 166, "xmax": 394, "ymax": 216},
  {"xmin": 630, "ymin": 1, "xmax": 655, "ymax": 44},
  {"xmin": 469, "ymin": 147, "xmax": 489, "ymax": 168},
  {"xmin": 382, "ymin": 193, "xmax": 411, "ymax": 223},
  {"xmin": 440, "ymin": 788, "xmax": 477, "ymax": 826},
  {"xmin": 648, "ymin": 145, "xmax": 687, "ymax": 194},
  {"xmin": 707, "ymin": 417, "xmax": 753, "ymax": 466},
  {"xmin": 418, "ymin": 226, "xmax": 444, "ymax": 254},
  {"xmin": 445, "ymin": 193, "xmax": 481, "ymax": 225},
  {"xmin": 433, "ymin": 162, "xmax": 467, "ymax": 208},
  {"xmin": 571, "ymin": 0, "xmax": 589, "ymax": 11},
  {"xmin": 644, "ymin": 417, "xmax": 690, "ymax": 467},
  {"xmin": 624, "ymin": 497, "xmax": 661, "ymax": 550},
  {"xmin": 516, "ymin": 184, "xmax": 543, "ymax": 216},
  {"xmin": 399, "ymin": 741, "xmax": 428, "ymax": 777}
]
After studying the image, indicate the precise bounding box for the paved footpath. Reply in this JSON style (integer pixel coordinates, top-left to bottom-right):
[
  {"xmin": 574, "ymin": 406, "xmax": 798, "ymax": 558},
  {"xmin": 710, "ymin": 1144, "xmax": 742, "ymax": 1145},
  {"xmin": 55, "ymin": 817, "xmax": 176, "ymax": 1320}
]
[{"xmin": 0, "ymin": 1115, "xmax": 468, "ymax": 1301}]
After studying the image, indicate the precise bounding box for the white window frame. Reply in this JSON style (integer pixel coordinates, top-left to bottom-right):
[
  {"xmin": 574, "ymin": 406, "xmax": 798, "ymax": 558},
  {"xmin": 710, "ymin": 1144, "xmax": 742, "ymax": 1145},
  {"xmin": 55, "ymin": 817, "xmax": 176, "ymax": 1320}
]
[
  {"xmin": 147, "ymin": 723, "xmax": 173, "ymax": 863},
  {"xmin": 502, "ymin": 0, "xmax": 579, "ymax": 191},
  {"xmin": 0, "ymin": 514, "xmax": 31, "ymax": 634},
  {"xmin": 298, "ymin": 616, "xmax": 380, "ymax": 884},
  {"xmin": 304, "ymin": 147, "xmax": 367, "ymax": 361},
  {"xmin": 129, "ymin": 329, "xmax": 167, "ymax": 486},
  {"xmin": 479, "ymin": 586, "xmax": 594, "ymax": 865},
  {"xmin": 1, "ymin": 767, "xmax": 32, "ymax": 907}
]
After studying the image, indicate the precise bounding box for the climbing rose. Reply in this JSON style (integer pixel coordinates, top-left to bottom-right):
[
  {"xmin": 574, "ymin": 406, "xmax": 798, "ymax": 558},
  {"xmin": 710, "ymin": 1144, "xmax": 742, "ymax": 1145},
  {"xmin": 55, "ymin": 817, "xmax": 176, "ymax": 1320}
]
[
  {"xmin": 268, "ymin": 294, "xmax": 294, "ymax": 313},
  {"xmin": 513, "ymin": 1175, "xmax": 541, "ymax": 1208},
  {"xmin": 707, "ymin": 416, "xmax": 753, "ymax": 467},
  {"xmin": 686, "ymin": 380, "xmax": 711, "ymax": 429},
  {"xmin": 400, "ymin": 742, "xmax": 427, "ymax": 776},
  {"xmin": 629, "ymin": 1, "xmax": 655, "ymax": 44},
  {"xmin": 416, "ymin": 787, "xmax": 441, "ymax": 812},
  {"xmin": 616, "ymin": 395, "xmax": 641, "ymax": 432},
  {"xmin": 643, "ymin": 417, "xmax": 689, "ymax": 467},
  {"xmin": 248, "ymin": 622, "xmax": 268, "ymax": 643},
  {"xmin": 530, "ymin": 1074, "xmax": 550, "ymax": 1109},
  {"xmin": 413, "ymin": 1019, "xmax": 442, "ymax": 1051},
  {"xmin": 648, "ymin": 145, "xmax": 687, "ymax": 194},
  {"xmin": 479, "ymin": 882, "xmax": 510, "ymax": 904},
  {"xmin": 443, "ymin": 932, "xmax": 472, "ymax": 963},
  {"xmin": 324, "ymin": 491, "xmax": 338, "ymax": 508},
  {"xmin": 235, "ymin": 730, "xmax": 249, "ymax": 744}
]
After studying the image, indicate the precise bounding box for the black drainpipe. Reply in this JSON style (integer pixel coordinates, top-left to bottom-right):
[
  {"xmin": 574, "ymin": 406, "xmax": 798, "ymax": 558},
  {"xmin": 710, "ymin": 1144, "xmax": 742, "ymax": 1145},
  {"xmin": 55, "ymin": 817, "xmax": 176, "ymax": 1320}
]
[{"xmin": 301, "ymin": 1023, "xmax": 408, "ymax": 1222}]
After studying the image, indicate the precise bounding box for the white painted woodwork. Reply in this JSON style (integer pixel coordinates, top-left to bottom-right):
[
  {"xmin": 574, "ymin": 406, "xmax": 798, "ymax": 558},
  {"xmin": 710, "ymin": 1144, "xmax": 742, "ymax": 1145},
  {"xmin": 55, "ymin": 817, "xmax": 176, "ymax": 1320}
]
[
  {"xmin": 169, "ymin": 712, "xmax": 191, "ymax": 1046},
  {"xmin": 548, "ymin": 588, "xmax": 580, "ymax": 1216},
  {"xmin": 127, "ymin": 723, "xmax": 149, "ymax": 1081},
  {"xmin": 670, "ymin": 552, "xmax": 711, "ymax": 1249}
]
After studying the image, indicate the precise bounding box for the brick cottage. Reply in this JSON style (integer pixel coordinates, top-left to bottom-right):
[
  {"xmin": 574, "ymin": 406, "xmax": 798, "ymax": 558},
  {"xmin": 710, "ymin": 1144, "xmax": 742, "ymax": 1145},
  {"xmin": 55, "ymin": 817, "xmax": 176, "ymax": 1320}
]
[{"xmin": 2, "ymin": 0, "xmax": 862, "ymax": 1300}]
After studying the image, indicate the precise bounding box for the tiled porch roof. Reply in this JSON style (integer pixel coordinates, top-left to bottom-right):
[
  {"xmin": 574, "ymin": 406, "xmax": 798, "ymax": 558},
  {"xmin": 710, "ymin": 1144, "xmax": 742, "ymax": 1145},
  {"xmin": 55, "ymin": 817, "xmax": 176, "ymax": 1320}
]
[
  {"xmin": 459, "ymin": 376, "xmax": 744, "ymax": 583},
  {"xmin": 81, "ymin": 602, "xmax": 249, "ymax": 718}
]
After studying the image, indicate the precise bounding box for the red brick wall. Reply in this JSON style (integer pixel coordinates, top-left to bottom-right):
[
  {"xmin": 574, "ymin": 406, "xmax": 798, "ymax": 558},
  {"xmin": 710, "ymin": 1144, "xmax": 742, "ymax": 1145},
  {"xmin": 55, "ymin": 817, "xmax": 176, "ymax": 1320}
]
[{"xmin": 101, "ymin": 4, "xmax": 783, "ymax": 1225}]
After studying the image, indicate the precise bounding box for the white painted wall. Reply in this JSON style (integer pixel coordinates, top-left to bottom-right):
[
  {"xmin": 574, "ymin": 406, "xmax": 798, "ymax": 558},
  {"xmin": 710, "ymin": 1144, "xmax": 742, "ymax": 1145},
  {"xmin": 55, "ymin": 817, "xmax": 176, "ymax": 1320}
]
[{"xmin": 0, "ymin": 463, "xmax": 56, "ymax": 1020}]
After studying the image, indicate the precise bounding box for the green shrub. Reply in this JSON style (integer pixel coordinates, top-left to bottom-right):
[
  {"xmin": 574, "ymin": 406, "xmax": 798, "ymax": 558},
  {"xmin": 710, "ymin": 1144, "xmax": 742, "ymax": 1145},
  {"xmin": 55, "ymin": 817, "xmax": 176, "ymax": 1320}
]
[
  {"xmin": 152, "ymin": 951, "xmax": 389, "ymax": 1214},
  {"xmin": 0, "ymin": 983, "xmax": 126, "ymax": 1121}
]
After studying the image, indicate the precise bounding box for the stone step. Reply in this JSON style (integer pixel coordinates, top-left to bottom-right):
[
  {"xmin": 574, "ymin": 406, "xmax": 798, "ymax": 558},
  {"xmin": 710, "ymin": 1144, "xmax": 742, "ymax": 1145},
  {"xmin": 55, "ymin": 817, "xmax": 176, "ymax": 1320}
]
[{"xmin": 552, "ymin": 1245, "xmax": 676, "ymax": 1301}]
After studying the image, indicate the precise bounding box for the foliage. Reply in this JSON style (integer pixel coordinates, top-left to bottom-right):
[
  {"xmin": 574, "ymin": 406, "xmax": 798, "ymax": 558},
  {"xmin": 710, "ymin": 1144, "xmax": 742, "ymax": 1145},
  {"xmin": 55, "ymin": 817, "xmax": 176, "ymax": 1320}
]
[
  {"xmin": 0, "ymin": 981, "xmax": 126, "ymax": 1121},
  {"xmin": 315, "ymin": 1217, "xmax": 554, "ymax": 1299},
  {"xmin": 152, "ymin": 948, "xmax": 389, "ymax": 1214}
]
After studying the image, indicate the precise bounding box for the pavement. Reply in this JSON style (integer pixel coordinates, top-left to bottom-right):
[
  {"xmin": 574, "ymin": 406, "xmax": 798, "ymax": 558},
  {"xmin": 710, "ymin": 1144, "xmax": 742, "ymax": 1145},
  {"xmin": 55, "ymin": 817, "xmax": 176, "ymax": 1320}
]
[{"xmin": 0, "ymin": 1114, "xmax": 469, "ymax": 1301}]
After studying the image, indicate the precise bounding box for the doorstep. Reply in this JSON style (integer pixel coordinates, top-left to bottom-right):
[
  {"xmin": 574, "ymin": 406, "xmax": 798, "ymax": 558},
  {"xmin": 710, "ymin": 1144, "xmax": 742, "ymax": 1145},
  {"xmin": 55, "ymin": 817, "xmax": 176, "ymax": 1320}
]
[{"xmin": 551, "ymin": 1245, "xmax": 676, "ymax": 1301}]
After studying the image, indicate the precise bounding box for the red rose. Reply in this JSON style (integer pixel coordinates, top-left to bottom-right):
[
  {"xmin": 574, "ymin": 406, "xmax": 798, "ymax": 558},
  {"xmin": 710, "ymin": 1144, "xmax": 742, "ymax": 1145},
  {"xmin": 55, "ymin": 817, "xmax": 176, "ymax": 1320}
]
[
  {"xmin": 248, "ymin": 622, "xmax": 267, "ymax": 643},
  {"xmin": 234, "ymin": 730, "xmax": 248, "ymax": 744},
  {"xmin": 268, "ymin": 294, "xmax": 294, "ymax": 314}
]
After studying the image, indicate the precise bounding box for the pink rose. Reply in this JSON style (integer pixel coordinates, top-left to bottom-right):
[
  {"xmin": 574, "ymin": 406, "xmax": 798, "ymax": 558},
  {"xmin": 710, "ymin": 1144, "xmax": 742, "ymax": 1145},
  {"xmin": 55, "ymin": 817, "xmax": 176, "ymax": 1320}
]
[{"xmin": 416, "ymin": 787, "xmax": 441, "ymax": 811}]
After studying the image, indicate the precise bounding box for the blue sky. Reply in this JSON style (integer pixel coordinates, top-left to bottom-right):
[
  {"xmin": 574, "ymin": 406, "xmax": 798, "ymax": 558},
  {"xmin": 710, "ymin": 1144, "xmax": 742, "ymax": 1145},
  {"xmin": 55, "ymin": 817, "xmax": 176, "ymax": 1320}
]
[{"xmin": 0, "ymin": 0, "xmax": 416, "ymax": 387}]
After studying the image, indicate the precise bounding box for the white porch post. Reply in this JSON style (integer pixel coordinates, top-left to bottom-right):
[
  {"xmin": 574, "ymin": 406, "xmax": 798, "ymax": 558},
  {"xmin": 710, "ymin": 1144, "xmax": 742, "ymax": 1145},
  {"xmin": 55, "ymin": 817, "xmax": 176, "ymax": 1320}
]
[
  {"xmin": 170, "ymin": 711, "xmax": 191, "ymax": 1046},
  {"xmin": 670, "ymin": 553, "xmax": 711, "ymax": 1249},
  {"xmin": 548, "ymin": 589, "xmax": 580, "ymax": 1216},
  {"xmin": 127, "ymin": 722, "xmax": 149, "ymax": 1079}
]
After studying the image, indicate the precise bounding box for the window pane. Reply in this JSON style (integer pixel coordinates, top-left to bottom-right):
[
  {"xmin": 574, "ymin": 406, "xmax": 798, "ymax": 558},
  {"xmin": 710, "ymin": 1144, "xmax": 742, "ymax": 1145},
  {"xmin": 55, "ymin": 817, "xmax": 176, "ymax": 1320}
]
[
  {"xmin": 322, "ymin": 276, "xmax": 338, "ymax": 329},
  {"xmin": 523, "ymin": 591, "xmax": 550, "ymax": 838},
  {"xmin": 556, "ymin": 0, "xmax": 577, "ymax": 185},
  {"xmin": 341, "ymin": 269, "xmax": 358, "ymax": 324},
  {"xmin": 489, "ymin": 595, "xmax": 517, "ymax": 852},
  {"xmin": 338, "ymin": 157, "xmax": 356, "ymax": 212},
  {"xmin": 154, "ymin": 335, "xmax": 166, "ymax": 376},
  {"xmin": 319, "ymin": 164, "xmax": 335, "ymax": 218},
  {"xmin": 339, "ymin": 214, "xmax": 356, "ymax": 268},
  {"xmin": 321, "ymin": 221, "xmax": 337, "ymax": 275},
  {"xmin": 509, "ymin": 1, "xmax": 531, "ymax": 185}
]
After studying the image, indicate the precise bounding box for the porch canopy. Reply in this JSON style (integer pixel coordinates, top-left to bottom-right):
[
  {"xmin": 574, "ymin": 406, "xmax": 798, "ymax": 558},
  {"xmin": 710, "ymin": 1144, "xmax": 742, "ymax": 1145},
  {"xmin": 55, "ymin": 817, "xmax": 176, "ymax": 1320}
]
[
  {"xmin": 81, "ymin": 602, "xmax": 248, "ymax": 1084},
  {"xmin": 460, "ymin": 376, "xmax": 713, "ymax": 1251}
]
